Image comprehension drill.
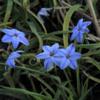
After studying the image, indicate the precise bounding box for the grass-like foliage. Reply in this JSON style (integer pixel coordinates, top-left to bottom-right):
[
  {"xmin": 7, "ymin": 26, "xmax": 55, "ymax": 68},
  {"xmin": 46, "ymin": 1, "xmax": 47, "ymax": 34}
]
[{"xmin": 0, "ymin": 0, "xmax": 100, "ymax": 100}]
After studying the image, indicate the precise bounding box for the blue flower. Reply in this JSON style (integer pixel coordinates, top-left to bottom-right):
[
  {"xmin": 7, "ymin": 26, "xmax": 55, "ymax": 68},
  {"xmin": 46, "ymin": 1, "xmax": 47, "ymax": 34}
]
[
  {"xmin": 36, "ymin": 43, "xmax": 63, "ymax": 71},
  {"xmin": 70, "ymin": 19, "xmax": 91, "ymax": 43},
  {"xmin": 1, "ymin": 28, "xmax": 29, "ymax": 49},
  {"xmin": 6, "ymin": 50, "xmax": 23, "ymax": 69},
  {"xmin": 37, "ymin": 8, "xmax": 51, "ymax": 17},
  {"xmin": 58, "ymin": 44, "xmax": 81, "ymax": 70}
]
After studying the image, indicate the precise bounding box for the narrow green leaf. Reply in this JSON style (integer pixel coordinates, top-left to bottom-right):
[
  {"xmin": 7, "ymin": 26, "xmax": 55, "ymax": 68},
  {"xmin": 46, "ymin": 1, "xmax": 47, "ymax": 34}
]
[
  {"xmin": 13, "ymin": 0, "xmax": 47, "ymax": 34},
  {"xmin": 83, "ymin": 71, "xmax": 100, "ymax": 83},
  {"xmin": 4, "ymin": 0, "xmax": 13, "ymax": 22},
  {"xmin": 30, "ymin": 73, "xmax": 55, "ymax": 95},
  {"xmin": 0, "ymin": 86, "xmax": 52, "ymax": 100},
  {"xmin": 82, "ymin": 57, "xmax": 100, "ymax": 71},
  {"xmin": 27, "ymin": 9, "xmax": 47, "ymax": 34},
  {"xmin": 27, "ymin": 21, "xmax": 43, "ymax": 49},
  {"xmin": 53, "ymin": 0, "xmax": 58, "ymax": 6},
  {"xmin": 3, "ymin": 71, "xmax": 15, "ymax": 88},
  {"xmin": 63, "ymin": 4, "xmax": 80, "ymax": 47},
  {"xmin": 0, "ymin": 88, "xmax": 28, "ymax": 100},
  {"xmin": 76, "ymin": 43, "xmax": 100, "ymax": 49},
  {"xmin": 79, "ymin": 79, "xmax": 89, "ymax": 100},
  {"xmin": 22, "ymin": 0, "xmax": 30, "ymax": 9}
]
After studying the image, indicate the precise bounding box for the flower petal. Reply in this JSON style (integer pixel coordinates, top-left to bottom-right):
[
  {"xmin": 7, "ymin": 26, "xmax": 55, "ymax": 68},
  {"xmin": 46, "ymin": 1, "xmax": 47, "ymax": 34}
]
[
  {"xmin": 42, "ymin": 45, "xmax": 51, "ymax": 53},
  {"xmin": 8, "ymin": 51, "xmax": 21, "ymax": 59},
  {"xmin": 77, "ymin": 32, "xmax": 84, "ymax": 43},
  {"xmin": 36, "ymin": 52, "xmax": 50, "ymax": 59},
  {"xmin": 12, "ymin": 37, "xmax": 20, "ymax": 48},
  {"xmin": 70, "ymin": 27, "xmax": 79, "ymax": 41},
  {"xmin": 52, "ymin": 56, "xmax": 63, "ymax": 67},
  {"xmin": 1, "ymin": 28, "xmax": 13, "ymax": 36},
  {"xmin": 59, "ymin": 58, "xmax": 70, "ymax": 70},
  {"xmin": 44, "ymin": 58, "xmax": 53, "ymax": 70},
  {"xmin": 19, "ymin": 35, "xmax": 29, "ymax": 46},
  {"xmin": 1, "ymin": 35, "xmax": 12, "ymax": 43},
  {"xmin": 54, "ymin": 50, "xmax": 65, "ymax": 57},
  {"xmin": 59, "ymin": 49, "xmax": 67, "ymax": 55},
  {"xmin": 70, "ymin": 52, "xmax": 81, "ymax": 60},
  {"xmin": 66, "ymin": 44, "xmax": 75, "ymax": 55},
  {"xmin": 83, "ymin": 21, "xmax": 91, "ymax": 27},
  {"xmin": 77, "ymin": 19, "xmax": 83, "ymax": 27},
  {"xmin": 59, "ymin": 44, "xmax": 75, "ymax": 56},
  {"xmin": 69, "ymin": 60, "xmax": 78, "ymax": 70},
  {"xmin": 6, "ymin": 59, "xmax": 16, "ymax": 68},
  {"xmin": 12, "ymin": 29, "xmax": 25, "ymax": 36},
  {"xmin": 51, "ymin": 43, "xmax": 59, "ymax": 52}
]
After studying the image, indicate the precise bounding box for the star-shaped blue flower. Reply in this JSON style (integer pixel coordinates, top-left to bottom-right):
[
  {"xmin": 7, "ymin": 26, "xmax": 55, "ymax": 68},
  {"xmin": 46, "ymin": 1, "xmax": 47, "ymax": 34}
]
[
  {"xmin": 6, "ymin": 50, "xmax": 23, "ymax": 69},
  {"xmin": 36, "ymin": 43, "xmax": 63, "ymax": 70},
  {"xmin": 70, "ymin": 19, "xmax": 91, "ymax": 43},
  {"xmin": 1, "ymin": 28, "xmax": 29, "ymax": 49},
  {"xmin": 58, "ymin": 44, "xmax": 81, "ymax": 70}
]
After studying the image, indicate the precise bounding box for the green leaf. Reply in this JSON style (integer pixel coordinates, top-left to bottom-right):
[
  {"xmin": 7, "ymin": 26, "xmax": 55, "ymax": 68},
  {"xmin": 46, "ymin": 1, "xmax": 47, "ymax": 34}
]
[
  {"xmin": 3, "ymin": 70, "xmax": 15, "ymax": 88},
  {"xmin": 13, "ymin": 0, "xmax": 47, "ymax": 34},
  {"xmin": 22, "ymin": 0, "xmax": 30, "ymax": 9},
  {"xmin": 0, "ymin": 88, "xmax": 28, "ymax": 100},
  {"xmin": 4, "ymin": 0, "xmax": 13, "ymax": 22},
  {"xmin": 76, "ymin": 43, "xmax": 100, "ymax": 49},
  {"xmin": 0, "ymin": 86, "xmax": 52, "ymax": 100},
  {"xmin": 82, "ymin": 57, "xmax": 100, "ymax": 71},
  {"xmin": 27, "ymin": 21, "xmax": 43, "ymax": 49},
  {"xmin": 83, "ymin": 71, "xmax": 100, "ymax": 83},
  {"xmin": 63, "ymin": 4, "xmax": 81, "ymax": 47},
  {"xmin": 79, "ymin": 79, "xmax": 90, "ymax": 100},
  {"xmin": 30, "ymin": 73, "xmax": 55, "ymax": 95},
  {"xmin": 53, "ymin": 0, "xmax": 58, "ymax": 6}
]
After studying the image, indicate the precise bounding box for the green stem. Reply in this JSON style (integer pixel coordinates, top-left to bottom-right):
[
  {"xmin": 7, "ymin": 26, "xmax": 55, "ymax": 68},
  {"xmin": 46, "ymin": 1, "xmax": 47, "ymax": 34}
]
[{"xmin": 76, "ymin": 66, "xmax": 80, "ymax": 97}]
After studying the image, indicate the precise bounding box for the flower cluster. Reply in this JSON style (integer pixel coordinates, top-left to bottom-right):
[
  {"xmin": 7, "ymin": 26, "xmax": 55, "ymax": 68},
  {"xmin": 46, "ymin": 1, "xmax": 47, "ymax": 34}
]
[
  {"xmin": 1, "ymin": 28, "xmax": 29, "ymax": 69},
  {"xmin": 36, "ymin": 18, "xmax": 91, "ymax": 71},
  {"xmin": 36, "ymin": 43, "xmax": 81, "ymax": 70},
  {"xmin": 0, "ymin": 18, "xmax": 91, "ymax": 70}
]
